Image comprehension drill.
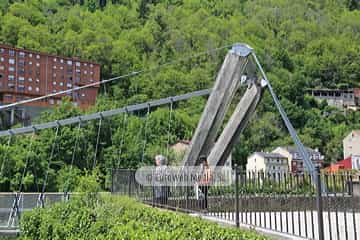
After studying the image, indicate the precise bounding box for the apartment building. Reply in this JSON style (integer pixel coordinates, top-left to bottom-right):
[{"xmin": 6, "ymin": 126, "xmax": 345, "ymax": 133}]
[{"xmin": 0, "ymin": 44, "xmax": 100, "ymax": 125}]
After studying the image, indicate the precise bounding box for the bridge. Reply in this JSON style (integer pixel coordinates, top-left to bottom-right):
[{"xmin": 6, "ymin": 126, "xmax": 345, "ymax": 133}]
[{"xmin": 0, "ymin": 43, "xmax": 324, "ymax": 237}]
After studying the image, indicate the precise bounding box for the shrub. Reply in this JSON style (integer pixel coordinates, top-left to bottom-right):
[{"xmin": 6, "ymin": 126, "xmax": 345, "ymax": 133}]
[{"xmin": 20, "ymin": 195, "xmax": 268, "ymax": 240}]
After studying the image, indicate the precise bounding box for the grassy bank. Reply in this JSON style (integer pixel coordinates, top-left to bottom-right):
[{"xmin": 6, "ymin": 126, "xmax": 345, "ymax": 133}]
[{"xmin": 19, "ymin": 195, "xmax": 267, "ymax": 240}]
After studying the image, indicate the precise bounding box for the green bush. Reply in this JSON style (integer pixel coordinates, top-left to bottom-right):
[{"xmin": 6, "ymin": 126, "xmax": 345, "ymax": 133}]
[{"xmin": 20, "ymin": 195, "xmax": 268, "ymax": 240}]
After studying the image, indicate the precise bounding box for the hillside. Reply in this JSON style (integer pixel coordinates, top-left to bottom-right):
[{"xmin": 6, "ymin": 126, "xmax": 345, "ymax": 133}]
[{"xmin": 0, "ymin": 0, "xmax": 359, "ymax": 191}]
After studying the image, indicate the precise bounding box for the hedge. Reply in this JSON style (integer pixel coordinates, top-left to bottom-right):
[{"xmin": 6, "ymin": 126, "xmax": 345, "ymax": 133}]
[{"xmin": 19, "ymin": 195, "xmax": 268, "ymax": 240}]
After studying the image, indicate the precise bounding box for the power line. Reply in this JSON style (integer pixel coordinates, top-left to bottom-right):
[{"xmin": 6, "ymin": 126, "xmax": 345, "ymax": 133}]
[{"xmin": 0, "ymin": 44, "xmax": 232, "ymax": 111}]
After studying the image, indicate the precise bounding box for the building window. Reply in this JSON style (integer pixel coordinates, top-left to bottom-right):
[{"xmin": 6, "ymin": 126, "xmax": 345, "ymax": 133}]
[
  {"xmin": 9, "ymin": 67, "xmax": 15, "ymax": 72},
  {"xmin": 0, "ymin": 66, "xmax": 4, "ymax": 70},
  {"xmin": 81, "ymin": 93, "xmax": 85, "ymax": 97},
  {"xmin": 36, "ymin": 63, "xmax": 40, "ymax": 67},
  {"xmin": 29, "ymin": 61, "xmax": 32, "ymax": 65},
  {"xmin": 53, "ymin": 81, "xmax": 56, "ymax": 85},
  {"xmin": 60, "ymin": 59, "xmax": 63, "ymax": 63},
  {"xmin": 28, "ymin": 86, "xmax": 32, "ymax": 91},
  {"xmin": 19, "ymin": 52, "xmax": 25, "ymax": 58},
  {"xmin": 29, "ymin": 53, "xmax": 33, "ymax": 58},
  {"xmin": 76, "ymin": 62, "xmax": 80, "ymax": 67},
  {"xmin": 53, "ymin": 58, "xmax": 57, "ymax": 62},
  {"xmin": 84, "ymin": 70, "xmax": 87, "ymax": 74},
  {"xmin": 0, "ymin": 48, "xmax": 4, "ymax": 53},
  {"xmin": 7, "ymin": 83, "xmax": 15, "ymax": 89},
  {"xmin": 53, "ymin": 65, "xmax": 57, "ymax": 69},
  {"xmin": 9, "ymin": 50, "xmax": 15, "ymax": 56},
  {"xmin": 60, "ymin": 66, "xmax": 64, "ymax": 70},
  {"xmin": 0, "ymin": 57, "xmax": 4, "ymax": 62},
  {"xmin": 67, "ymin": 83, "xmax": 72, "ymax": 88},
  {"xmin": 9, "ymin": 59, "xmax": 15, "ymax": 64},
  {"xmin": 59, "ymin": 82, "xmax": 63, "ymax": 86},
  {"xmin": 4, "ymin": 94, "xmax": 12, "ymax": 100},
  {"xmin": 53, "ymin": 73, "xmax": 57, "ymax": 78},
  {"xmin": 18, "ymin": 85, "xmax": 25, "ymax": 92},
  {"xmin": 36, "ymin": 54, "xmax": 40, "ymax": 59},
  {"xmin": 90, "ymin": 64, "xmax": 93, "ymax": 68},
  {"xmin": 35, "ymin": 87, "xmax": 40, "ymax": 92},
  {"xmin": 49, "ymin": 99, "xmax": 54, "ymax": 105},
  {"xmin": 36, "ymin": 78, "xmax": 40, "ymax": 83},
  {"xmin": 28, "ymin": 78, "xmax": 32, "ymax": 82},
  {"xmin": 18, "ymin": 76, "xmax": 25, "ymax": 81},
  {"xmin": 67, "ymin": 60, "xmax": 72, "ymax": 65},
  {"xmin": 52, "ymin": 89, "xmax": 57, "ymax": 93},
  {"xmin": 8, "ymin": 75, "xmax": 15, "ymax": 81}
]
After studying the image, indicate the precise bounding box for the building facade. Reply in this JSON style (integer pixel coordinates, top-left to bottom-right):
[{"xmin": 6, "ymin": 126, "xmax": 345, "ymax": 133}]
[
  {"xmin": 246, "ymin": 152, "xmax": 288, "ymax": 172},
  {"xmin": 246, "ymin": 152, "xmax": 288, "ymax": 181},
  {"xmin": 343, "ymin": 130, "xmax": 360, "ymax": 158},
  {"xmin": 0, "ymin": 44, "xmax": 100, "ymax": 125},
  {"xmin": 306, "ymin": 88, "xmax": 360, "ymax": 110},
  {"xmin": 272, "ymin": 146, "xmax": 324, "ymax": 173},
  {"xmin": 0, "ymin": 44, "xmax": 100, "ymax": 108}
]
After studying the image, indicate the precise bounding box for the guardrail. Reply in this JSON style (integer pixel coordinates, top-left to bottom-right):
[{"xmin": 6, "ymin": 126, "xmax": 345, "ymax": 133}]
[{"xmin": 112, "ymin": 168, "xmax": 360, "ymax": 240}]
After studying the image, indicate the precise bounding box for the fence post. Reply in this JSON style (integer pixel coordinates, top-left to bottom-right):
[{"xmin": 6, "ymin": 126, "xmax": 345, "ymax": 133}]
[
  {"xmin": 235, "ymin": 165, "xmax": 240, "ymax": 228},
  {"xmin": 128, "ymin": 171, "xmax": 132, "ymax": 197},
  {"xmin": 315, "ymin": 166, "xmax": 324, "ymax": 240}
]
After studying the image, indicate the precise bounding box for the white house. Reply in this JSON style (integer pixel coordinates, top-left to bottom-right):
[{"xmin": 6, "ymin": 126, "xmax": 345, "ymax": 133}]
[
  {"xmin": 343, "ymin": 130, "xmax": 360, "ymax": 159},
  {"xmin": 246, "ymin": 152, "xmax": 288, "ymax": 177}
]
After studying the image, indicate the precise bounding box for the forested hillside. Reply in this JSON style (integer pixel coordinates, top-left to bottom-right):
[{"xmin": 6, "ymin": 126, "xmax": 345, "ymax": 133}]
[{"xmin": 0, "ymin": 0, "xmax": 359, "ymax": 191}]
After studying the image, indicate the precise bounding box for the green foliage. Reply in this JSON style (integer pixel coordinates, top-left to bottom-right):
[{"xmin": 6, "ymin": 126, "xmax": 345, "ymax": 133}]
[
  {"xmin": 20, "ymin": 195, "xmax": 268, "ymax": 240},
  {"xmin": 0, "ymin": 0, "xmax": 360, "ymax": 191}
]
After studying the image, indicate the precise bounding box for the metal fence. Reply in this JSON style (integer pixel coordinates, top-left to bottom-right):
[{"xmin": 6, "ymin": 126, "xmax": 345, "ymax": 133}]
[
  {"xmin": 0, "ymin": 193, "xmax": 68, "ymax": 228},
  {"xmin": 112, "ymin": 168, "xmax": 360, "ymax": 240}
]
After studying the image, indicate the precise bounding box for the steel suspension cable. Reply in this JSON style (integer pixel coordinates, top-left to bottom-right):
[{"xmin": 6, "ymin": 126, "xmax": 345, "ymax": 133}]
[
  {"xmin": 141, "ymin": 105, "xmax": 150, "ymax": 163},
  {"xmin": 117, "ymin": 111, "xmax": 128, "ymax": 169},
  {"xmin": 38, "ymin": 124, "xmax": 60, "ymax": 207},
  {"xmin": 0, "ymin": 44, "xmax": 232, "ymax": 112},
  {"xmin": 63, "ymin": 121, "xmax": 82, "ymax": 200},
  {"xmin": 18, "ymin": 131, "xmax": 36, "ymax": 193},
  {"xmin": 166, "ymin": 100, "xmax": 174, "ymax": 160},
  {"xmin": 9, "ymin": 130, "xmax": 36, "ymax": 225},
  {"xmin": 0, "ymin": 135, "xmax": 12, "ymax": 178},
  {"xmin": 93, "ymin": 117, "xmax": 103, "ymax": 169}
]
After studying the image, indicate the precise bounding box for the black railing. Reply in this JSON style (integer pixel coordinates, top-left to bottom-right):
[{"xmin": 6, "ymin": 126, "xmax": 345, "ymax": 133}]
[{"xmin": 112, "ymin": 167, "xmax": 360, "ymax": 240}]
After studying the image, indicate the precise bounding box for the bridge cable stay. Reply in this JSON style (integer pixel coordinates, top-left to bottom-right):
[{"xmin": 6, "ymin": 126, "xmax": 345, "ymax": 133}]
[
  {"xmin": 63, "ymin": 121, "xmax": 82, "ymax": 201},
  {"xmin": 8, "ymin": 130, "xmax": 36, "ymax": 227},
  {"xmin": 37, "ymin": 123, "xmax": 61, "ymax": 208},
  {"xmin": 165, "ymin": 99, "xmax": 174, "ymax": 160},
  {"xmin": 0, "ymin": 44, "xmax": 231, "ymax": 112},
  {"xmin": 141, "ymin": 104, "xmax": 151, "ymax": 163},
  {"xmin": 0, "ymin": 89, "xmax": 211, "ymax": 138},
  {"xmin": 117, "ymin": 110, "xmax": 128, "ymax": 169},
  {"xmin": 93, "ymin": 117, "xmax": 103, "ymax": 169},
  {"xmin": 0, "ymin": 134, "xmax": 12, "ymax": 177}
]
